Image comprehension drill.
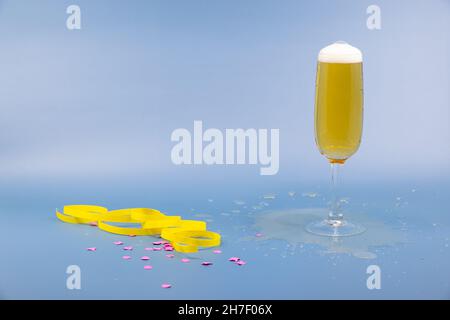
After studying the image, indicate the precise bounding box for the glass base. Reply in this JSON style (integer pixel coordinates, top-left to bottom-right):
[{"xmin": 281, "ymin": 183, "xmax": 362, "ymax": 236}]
[{"xmin": 305, "ymin": 219, "xmax": 365, "ymax": 237}]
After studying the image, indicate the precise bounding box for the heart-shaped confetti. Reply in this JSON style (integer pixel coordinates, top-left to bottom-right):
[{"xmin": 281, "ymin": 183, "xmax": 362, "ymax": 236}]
[
  {"xmin": 86, "ymin": 247, "xmax": 96, "ymax": 251},
  {"xmin": 228, "ymin": 257, "xmax": 240, "ymax": 262},
  {"xmin": 161, "ymin": 283, "xmax": 171, "ymax": 289},
  {"xmin": 141, "ymin": 256, "xmax": 150, "ymax": 261},
  {"xmin": 123, "ymin": 246, "xmax": 133, "ymax": 251}
]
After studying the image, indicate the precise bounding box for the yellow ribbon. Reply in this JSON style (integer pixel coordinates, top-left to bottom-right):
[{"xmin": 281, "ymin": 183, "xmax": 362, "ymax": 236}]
[{"xmin": 56, "ymin": 205, "xmax": 221, "ymax": 253}]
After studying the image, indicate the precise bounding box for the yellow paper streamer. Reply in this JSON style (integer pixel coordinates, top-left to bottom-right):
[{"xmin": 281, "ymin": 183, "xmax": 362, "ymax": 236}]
[{"xmin": 56, "ymin": 205, "xmax": 221, "ymax": 253}]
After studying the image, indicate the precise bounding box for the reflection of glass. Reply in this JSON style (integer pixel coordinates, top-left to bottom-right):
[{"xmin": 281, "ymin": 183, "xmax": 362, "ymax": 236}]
[{"xmin": 306, "ymin": 41, "xmax": 365, "ymax": 237}]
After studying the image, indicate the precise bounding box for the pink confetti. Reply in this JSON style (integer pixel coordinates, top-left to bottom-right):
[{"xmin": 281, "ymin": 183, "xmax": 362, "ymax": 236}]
[
  {"xmin": 86, "ymin": 247, "xmax": 96, "ymax": 251},
  {"xmin": 201, "ymin": 261, "xmax": 213, "ymax": 266},
  {"xmin": 166, "ymin": 254, "xmax": 175, "ymax": 258},
  {"xmin": 213, "ymin": 249, "xmax": 222, "ymax": 254},
  {"xmin": 113, "ymin": 241, "xmax": 124, "ymax": 245},
  {"xmin": 144, "ymin": 247, "xmax": 153, "ymax": 251},
  {"xmin": 236, "ymin": 260, "xmax": 246, "ymax": 266},
  {"xmin": 153, "ymin": 241, "xmax": 163, "ymax": 245},
  {"xmin": 123, "ymin": 246, "xmax": 133, "ymax": 251},
  {"xmin": 122, "ymin": 255, "xmax": 131, "ymax": 260},
  {"xmin": 143, "ymin": 265, "xmax": 153, "ymax": 270},
  {"xmin": 181, "ymin": 258, "xmax": 190, "ymax": 263},
  {"xmin": 228, "ymin": 257, "xmax": 240, "ymax": 262},
  {"xmin": 164, "ymin": 246, "xmax": 174, "ymax": 252},
  {"xmin": 161, "ymin": 283, "xmax": 172, "ymax": 289},
  {"xmin": 162, "ymin": 240, "xmax": 170, "ymax": 244},
  {"xmin": 152, "ymin": 247, "xmax": 162, "ymax": 251},
  {"xmin": 141, "ymin": 256, "xmax": 150, "ymax": 261},
  {"xmin": 255, "ymin": 233, "xmax": 263, "ymax": 237}
]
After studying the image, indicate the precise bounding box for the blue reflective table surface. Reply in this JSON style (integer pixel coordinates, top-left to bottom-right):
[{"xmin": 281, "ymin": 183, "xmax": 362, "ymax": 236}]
[{"xmin": 1, "ymin": 179, "xmax": 448, "ymax": 299}]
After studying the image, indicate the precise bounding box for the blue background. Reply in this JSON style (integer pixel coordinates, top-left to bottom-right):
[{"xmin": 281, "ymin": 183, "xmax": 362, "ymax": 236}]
[{"xmin": 0, "ymin": 0, "xmax": 449, "ymax": 299}]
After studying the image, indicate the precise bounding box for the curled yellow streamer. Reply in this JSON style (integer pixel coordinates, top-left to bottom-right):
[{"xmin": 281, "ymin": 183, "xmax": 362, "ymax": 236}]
[{"xmin": 56, "ymin": 205, "xmax": 221, "ymax": 253}]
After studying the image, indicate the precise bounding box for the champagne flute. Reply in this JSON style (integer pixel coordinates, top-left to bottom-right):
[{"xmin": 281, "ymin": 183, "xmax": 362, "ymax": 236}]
[{"xmin": 306, "ymin": 41, "xmax": 365, "ymax": 237}]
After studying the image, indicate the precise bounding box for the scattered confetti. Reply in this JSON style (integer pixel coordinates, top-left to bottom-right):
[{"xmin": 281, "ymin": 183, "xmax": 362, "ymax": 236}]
[
  {"xmin": 113, "ymin": 241, "xmax": 124, "ymax": 245},
  {"xmin": 143, "ymin": 265, "xmax": 153, "ymax": 270},
  {"xmin": 228, "ymin": 257, "xmax": 240, "ymax": 262},
  {"xmin": 123, "ymin": 246, "xmax": 133, "ymax": 251},
  {"xmin": 153, "ymin": 247, "xmax": 162, "ymax": 251},
  {"xmin": 213, "ymin": 249, "xmax": 222, "ymax": 254},
  {"xmin": 181, "ymin": 258, "xmax": 190, "ymax": 263},
  {"xmin": 86, "ymin": 247, "xmax": 96, "ymax": 251},
  {"xmin": 161, "ymin": 283, "xmax": 172, "ymax": 289},
  {"xmin": 255, "ymin": 233, "xmax": 263, "ymax": 237},
  {"xmin": 153, "ymin": 241, "xmax": 163, "ymax": 245},
  {"xmin": 201, "ymin": 261, "xmax": 213, "ymax": 266},
  {"xmin": 166, "ymin": 254, "xmax": 175, "ymax": 258},
  {"xmin": 141, "ymin": 256, "xmax": 150, "ymax": 261},
  {"xmin": 236, "ymin": 260, "xmax": 246, "ymax": 266},
  {"xmin": 122, "ymin": 255, "xmax": 131, "ymax": 260},
  {"xmin": 144, "ymin": 247, "xmax": 153, "ymax": 251}
]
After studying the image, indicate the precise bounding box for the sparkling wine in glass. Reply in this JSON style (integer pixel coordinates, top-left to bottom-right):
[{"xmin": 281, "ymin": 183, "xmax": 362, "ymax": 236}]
[{"xmin": 306, "ymin": 41, "xmax": 365, "ymax": 237}]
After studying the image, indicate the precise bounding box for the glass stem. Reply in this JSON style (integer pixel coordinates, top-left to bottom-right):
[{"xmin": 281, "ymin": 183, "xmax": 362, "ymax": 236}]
[{"xmin": 328, "ymin": 163, "xmax": 343, "ymax": 222}]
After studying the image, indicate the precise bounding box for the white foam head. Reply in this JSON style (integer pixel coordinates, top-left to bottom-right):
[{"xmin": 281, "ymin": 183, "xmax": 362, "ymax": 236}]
[{"xmin": 318, "ymin": 41, "xmax": 363, "ymax": 63}]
